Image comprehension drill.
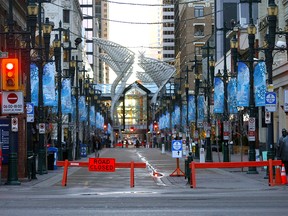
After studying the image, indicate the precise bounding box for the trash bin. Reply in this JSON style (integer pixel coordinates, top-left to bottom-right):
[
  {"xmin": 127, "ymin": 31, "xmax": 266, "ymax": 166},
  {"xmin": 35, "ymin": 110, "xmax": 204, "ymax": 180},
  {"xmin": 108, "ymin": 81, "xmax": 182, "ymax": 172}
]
[
  {"xmin": 47, "ymin": 147, "xmax": 58, "ymax": 170},
  {"xmin": 81, "ymin": 144, "xmax": 87, "ymax": 157}
]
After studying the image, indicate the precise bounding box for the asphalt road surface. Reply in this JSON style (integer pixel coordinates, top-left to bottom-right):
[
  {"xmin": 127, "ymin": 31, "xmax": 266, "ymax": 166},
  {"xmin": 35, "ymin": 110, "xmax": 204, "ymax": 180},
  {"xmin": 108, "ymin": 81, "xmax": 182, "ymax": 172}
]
[{"xmin": 0, "ymin": 148, "xmax": 287, "ymax": 216}]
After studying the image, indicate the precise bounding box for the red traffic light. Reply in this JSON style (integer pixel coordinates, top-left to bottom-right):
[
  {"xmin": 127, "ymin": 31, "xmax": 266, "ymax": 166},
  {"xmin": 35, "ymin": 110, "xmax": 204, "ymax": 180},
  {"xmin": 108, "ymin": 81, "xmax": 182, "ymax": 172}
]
[
  {"xmin": 153, "ymin": 121, "xmax": 158, "ymax": 131},
  {"xmin": 1, "ymin": 58, "xmax": 19, "ymax": 90}
]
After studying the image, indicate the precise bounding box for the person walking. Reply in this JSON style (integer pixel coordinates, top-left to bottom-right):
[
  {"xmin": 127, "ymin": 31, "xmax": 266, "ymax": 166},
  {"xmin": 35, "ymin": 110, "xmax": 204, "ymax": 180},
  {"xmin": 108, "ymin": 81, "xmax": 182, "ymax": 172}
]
[{"xmin": 278, "ymin": 128, "xmax": 288, "ymax": 175}]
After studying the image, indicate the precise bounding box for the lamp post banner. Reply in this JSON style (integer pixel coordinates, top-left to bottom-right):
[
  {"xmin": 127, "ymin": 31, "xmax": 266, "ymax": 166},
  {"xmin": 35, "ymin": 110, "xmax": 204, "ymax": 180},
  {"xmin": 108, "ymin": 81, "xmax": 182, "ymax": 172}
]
[
  {"xmin": 254, "ymin": 62, "xmax": 267, "ymax": 107},
  {"xmin": 90, "ymin": 106, "xmax": 95, "ymax": 126},
  {"xmin": 43, "ymin": 62, "xmax": 56, "ymax": 106},
  {"xmin": 197, "ymin": 95, "xmax": 205, "ymax": 121},
  {"xmin": 173, "ymin": 105, "xmax": 180, "ymax": 126},
  {"xmin": 79, "ymin": 96, "xmax": 87, "ymax": 122},
  {"xmin": 237, "ymin": 62, "xmax": 249, "ymax": 107},
  {"xmin": 182, "ymin": 104, "xmax": 187, "ymax": 126},
  {"xmin": 61, "ymin": 78, "xmax": 72, "ymax": 114},
  {"xmin": 228, "ymin": 78, "xmax": 238, "ymax": 114},
  {"xmin": 188, "ymin": 95, "xmax": 195, "ymax": 122},
  {"xmin": 213, "ymin": 77, "xmax": 224, "ymax": 113},
  {"xmin": 30, "ymin": 63, "xmax": 39, "ymax": 106}
]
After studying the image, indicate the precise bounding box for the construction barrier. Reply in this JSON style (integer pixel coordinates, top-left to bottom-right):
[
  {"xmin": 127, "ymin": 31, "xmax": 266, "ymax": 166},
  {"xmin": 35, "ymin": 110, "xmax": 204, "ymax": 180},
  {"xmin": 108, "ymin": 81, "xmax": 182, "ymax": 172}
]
[
  {"xmin": 57, "ymin": 159, "xmax": 146, "ymax": 188},
  {"xmin": 188, "ymin": 159, "xmax": 282, "ymax": 189}
]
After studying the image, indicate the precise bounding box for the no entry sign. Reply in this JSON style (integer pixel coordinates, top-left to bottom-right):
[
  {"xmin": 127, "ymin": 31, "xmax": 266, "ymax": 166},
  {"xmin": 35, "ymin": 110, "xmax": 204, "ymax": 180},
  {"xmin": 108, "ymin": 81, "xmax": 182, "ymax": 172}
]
[
  {"xmin": 1, "ymin": 91, "xmax": 24, "ymax": 114},
  {"xmin": 7, "ymin": 93, "xmax": 18, "ymax": 104}
]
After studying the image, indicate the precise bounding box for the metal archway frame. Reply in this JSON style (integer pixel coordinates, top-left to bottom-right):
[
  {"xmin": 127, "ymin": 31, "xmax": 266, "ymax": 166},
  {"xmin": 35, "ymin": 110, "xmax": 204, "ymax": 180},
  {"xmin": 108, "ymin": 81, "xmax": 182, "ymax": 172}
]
[{"xmin": 138, "ymin": 53, "xmax": 176, "ymax": 104}]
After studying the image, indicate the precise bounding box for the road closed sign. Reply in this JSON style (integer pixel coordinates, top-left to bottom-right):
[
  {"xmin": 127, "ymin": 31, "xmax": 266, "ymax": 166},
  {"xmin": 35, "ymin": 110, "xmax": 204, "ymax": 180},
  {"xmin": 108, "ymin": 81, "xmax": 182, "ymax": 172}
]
[
  {"xmin": 1, "ymin": 91, "xmax": 24, "ymax": 114},
  {"xmin": 89, "ymin": 158, "xmax": 116, "ymax": 172}
]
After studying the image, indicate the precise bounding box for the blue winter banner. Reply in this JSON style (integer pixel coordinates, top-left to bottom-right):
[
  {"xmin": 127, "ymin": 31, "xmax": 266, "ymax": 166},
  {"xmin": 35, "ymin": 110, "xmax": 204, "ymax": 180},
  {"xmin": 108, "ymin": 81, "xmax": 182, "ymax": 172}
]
[
  {"xmin": 214, "ymin": 77, "xmax": 224, "ymax": 113},
  {"xmin": 159, "ymin": 115, "xmax": 164, "ymax": 129},
  {"xmin": 182, "ymin": 104, "xmax": 187, "ymax": 126},
  {"xmin": 43, "ymin": 62, "xmax": 56, "ymax": 106},
  {"xmin": 198, "ymin": 95, "xmax": 205, "ymax": 121},
  {"xmin": 165, "ymin": 111, "xmax": 170, "ymax": 128},
  {"xmin": 174, "ymin": 105, "xmax": 180, "ymax": 126},
  {"xmin": 254, "ymin": 62, "xmax": 267, "ymax": 107},
  {"xmin": 79, "ymin": 96, "xmax": 87, "ymax": 122},
  {"xmin": 72, "ymin": 96, "xmax": 76, "ymax": 120},
  {"xmin": 90, "ymin": 106, "xmax": 95, "ymax": 126},
  {"xmin": 96, "ymin": 112, "xmax": 102, "ymax": 129},
  {"xmin": 237, "ymin": 62, "xmax": 250, "ymax": 107},
  {"xmin": 188, "ymin": 95, "xmax": 195, "ymax": 122},
  {"xmin": 61, "ymin": 78, "xmax": 72, "ymax": 114},
  {"xmin": 228, "ymin": 78, "xmax": 238, "ymax": 114},
  {"xmin": 171, "ymin": 111, "xmax": 176, "ymax": 128},
  {"xmin": 30, "ymin": 63, "xmax": 39, "ymax": 106}
]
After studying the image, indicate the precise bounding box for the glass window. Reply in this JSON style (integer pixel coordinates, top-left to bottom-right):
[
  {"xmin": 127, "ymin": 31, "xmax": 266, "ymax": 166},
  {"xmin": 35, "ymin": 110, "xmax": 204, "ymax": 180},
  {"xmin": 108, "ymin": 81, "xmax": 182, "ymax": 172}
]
[
  {"xmin": 194, "ymin": 6, "xmax": 204, "ymax": 18},
  {"xmin": 63, "ymin": 10, "xmax": 70, "ymax": 23},
  {"xmin": 194, "ymin": 25, "xmax": 204, "ymax": 36}
]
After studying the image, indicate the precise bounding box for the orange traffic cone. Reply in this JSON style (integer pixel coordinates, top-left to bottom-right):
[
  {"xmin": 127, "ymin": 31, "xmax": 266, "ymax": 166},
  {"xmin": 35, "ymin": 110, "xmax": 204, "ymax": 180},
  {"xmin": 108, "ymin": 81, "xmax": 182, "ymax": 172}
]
[
  {"xmin": 281, "ymin": 164, "xmax": 287, "ymax": 185},
  {"xmin": 275, "ymin": 166, "xmax": 282, "ymax": 185}
]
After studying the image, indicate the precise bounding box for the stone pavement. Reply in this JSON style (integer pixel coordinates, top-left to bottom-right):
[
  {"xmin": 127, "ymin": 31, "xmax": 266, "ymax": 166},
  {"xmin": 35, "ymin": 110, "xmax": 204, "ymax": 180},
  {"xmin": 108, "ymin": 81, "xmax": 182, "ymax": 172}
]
[{"xmin": 1, "ymin": 147, "xmax": 287, "ymax": 190}]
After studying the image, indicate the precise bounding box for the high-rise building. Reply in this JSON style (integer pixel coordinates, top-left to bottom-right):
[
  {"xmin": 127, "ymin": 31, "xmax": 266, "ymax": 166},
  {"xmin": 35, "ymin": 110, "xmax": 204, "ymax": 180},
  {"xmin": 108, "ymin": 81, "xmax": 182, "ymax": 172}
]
[
  {"xmin": 162, "ymin": 0, "xmax": 175, "ymax": 64},
  {"xmin": 79, "ymin": 0, "xmax": 109, "ymax": 84}
]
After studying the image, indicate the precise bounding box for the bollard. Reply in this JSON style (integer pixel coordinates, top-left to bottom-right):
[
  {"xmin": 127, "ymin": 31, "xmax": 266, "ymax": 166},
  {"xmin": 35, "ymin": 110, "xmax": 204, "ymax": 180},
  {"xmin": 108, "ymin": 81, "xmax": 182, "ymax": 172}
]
[
  {"xmin": 161, "ymin": 144, "xmax": 165, "ymax": 154},
  {"xmin": 186, "ymin": 152, "xmax": 193, "ymax": 183}
]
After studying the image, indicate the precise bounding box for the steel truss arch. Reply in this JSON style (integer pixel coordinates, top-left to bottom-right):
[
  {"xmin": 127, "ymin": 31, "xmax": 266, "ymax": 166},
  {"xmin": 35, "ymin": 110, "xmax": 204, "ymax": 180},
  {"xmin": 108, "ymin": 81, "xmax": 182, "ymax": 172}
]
[
  {"xmin": 93, "ymin": 38, "xmax": 135, "ymax": 142},
  {"xmin": 138, "ymin": 53, "xmax": 175, "ymax": 104}
]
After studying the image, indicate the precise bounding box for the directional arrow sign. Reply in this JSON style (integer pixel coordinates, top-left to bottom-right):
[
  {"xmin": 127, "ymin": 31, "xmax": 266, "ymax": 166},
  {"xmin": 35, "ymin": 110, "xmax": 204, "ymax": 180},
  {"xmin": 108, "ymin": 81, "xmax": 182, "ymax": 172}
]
[{"xmin": 172, "ymin": 140, "xmax": 182, "ymax": 158}]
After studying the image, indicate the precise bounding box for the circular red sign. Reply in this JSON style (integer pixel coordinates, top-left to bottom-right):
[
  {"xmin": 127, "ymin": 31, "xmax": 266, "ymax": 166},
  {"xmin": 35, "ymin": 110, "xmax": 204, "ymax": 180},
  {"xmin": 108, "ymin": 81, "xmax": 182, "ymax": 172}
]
[{"xmin": 7, "ymin": 93, "xmax": 18, "ymax": 104}]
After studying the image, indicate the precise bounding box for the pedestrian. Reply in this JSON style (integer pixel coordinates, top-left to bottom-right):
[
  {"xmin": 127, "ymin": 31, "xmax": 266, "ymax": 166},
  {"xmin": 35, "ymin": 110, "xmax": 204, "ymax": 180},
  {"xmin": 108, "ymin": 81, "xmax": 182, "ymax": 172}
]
[{"xmin": 278, "ymin": 128, "xmax": 288, "ymax": 174}]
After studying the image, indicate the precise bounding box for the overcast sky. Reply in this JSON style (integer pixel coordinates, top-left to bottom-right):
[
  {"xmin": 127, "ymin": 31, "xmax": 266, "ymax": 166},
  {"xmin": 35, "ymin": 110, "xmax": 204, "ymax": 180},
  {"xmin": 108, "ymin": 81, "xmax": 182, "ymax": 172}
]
[{"xmin": 108, "ymin": 0, "xmax": 161, "ymax": 83}]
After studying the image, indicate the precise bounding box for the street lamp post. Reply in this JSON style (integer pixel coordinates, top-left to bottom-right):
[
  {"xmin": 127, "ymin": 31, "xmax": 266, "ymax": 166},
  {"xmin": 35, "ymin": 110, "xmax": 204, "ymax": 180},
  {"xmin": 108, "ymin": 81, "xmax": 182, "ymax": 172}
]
[
  {"xmin": 185, "ymin": 66, "xmax": 190, "ymax": 150},
  {"xmin": 247, "ymin": 20, "xmax": 258, "ymax": 174},
  {"xmin": 266, "ymin": 0, "xmax": 278, "ymax": 162},
  {"xmin": 202, "ymin": 40, "xmax": 215, "ymax": 162},
  {"xmin": 26, "ymin": 0, "xmax": 38, "ymax": 180},
  {"xmin": 75, "ymin": 55, "xmax": 81, "ymax": 160},
  {"xmin": 205, "ymin": 56, "xmax": 215, "ymax": 162},
  {"xmin": 37, "ymin": 16, "xmax": 53, "ymax": 175},
  {"xmin": 193, "ymin": 55, "xmax": 201, "ymax": 159},
  {"xmin": 216, "ymin": 22, "xmax": 231, "ymax": 162},
  {"xmin": 68, "ymin": 57, "xmax": 76, "ymax": 160},
  {"xmin": 53, "ymin": 31, "xmax": 63, "ymax": 161}
]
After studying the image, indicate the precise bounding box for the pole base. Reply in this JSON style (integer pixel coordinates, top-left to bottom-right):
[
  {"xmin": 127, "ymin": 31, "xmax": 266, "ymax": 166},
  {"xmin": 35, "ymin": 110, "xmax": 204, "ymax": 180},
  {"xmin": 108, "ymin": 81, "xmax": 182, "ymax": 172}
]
[
  {"xmin": 247, "ymin": 170, "xmax": 259, "ymax": 174},
  {"xmin": 6, "ymin": 180, "xmax": 21, "ymax": 185}
]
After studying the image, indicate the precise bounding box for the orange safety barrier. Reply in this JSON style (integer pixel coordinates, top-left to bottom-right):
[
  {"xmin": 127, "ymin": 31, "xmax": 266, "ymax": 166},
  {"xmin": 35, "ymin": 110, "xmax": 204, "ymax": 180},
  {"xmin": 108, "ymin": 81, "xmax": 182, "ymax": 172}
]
[
  {"xmin": 188, "ymin": 159, "xmax": 282, "ymax": 189},
  {"xmin": 56, "ymin": 159, "xmax": 146, "ymax": 187}
]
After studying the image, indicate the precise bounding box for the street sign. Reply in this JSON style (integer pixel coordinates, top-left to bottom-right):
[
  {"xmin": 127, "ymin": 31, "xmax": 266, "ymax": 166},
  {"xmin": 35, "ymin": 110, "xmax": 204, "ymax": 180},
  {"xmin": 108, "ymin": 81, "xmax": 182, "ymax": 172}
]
[
  {"xmin": 265, "ymin": 111, "xmax": 271, "ymax": 124},
  {"xmin": 248, "ymin": 117, "xmax": 256, "ymax": 141},
  {"xmin": 26, "ymin": 103, "xmax": 34, "ymax": 122},
  {"xmin": 265, "ymin": 92, "xmax": 276, "ymax": 112},
  {"xmin": 88, "ymin": 158, "xmax": 116, "ymax": 172},
  {"xmin": 172, "ymin": 140, "xmax": 182, "ymax": 158},
  {"xmin": 223, "ymin": 121, "xmax": 230, "ymax": 140},
  {"xmin": 39, "ymin": 123, "xmax": 45, "ymax": 134},
  {"xmin": 1, "ymin": 91, "xmax": 24, "ymax": 114},
  {"xmin": 11, "ymin": 117, "xmax": 18, "ymax": 132}
]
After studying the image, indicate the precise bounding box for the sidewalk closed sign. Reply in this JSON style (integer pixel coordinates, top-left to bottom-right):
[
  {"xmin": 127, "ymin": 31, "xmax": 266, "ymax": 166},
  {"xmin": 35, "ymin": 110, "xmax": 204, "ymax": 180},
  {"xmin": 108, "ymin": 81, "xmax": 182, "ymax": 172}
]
[{"xmin": 89, "ymin": 158, "xmax": 115, "ymax": 172}]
